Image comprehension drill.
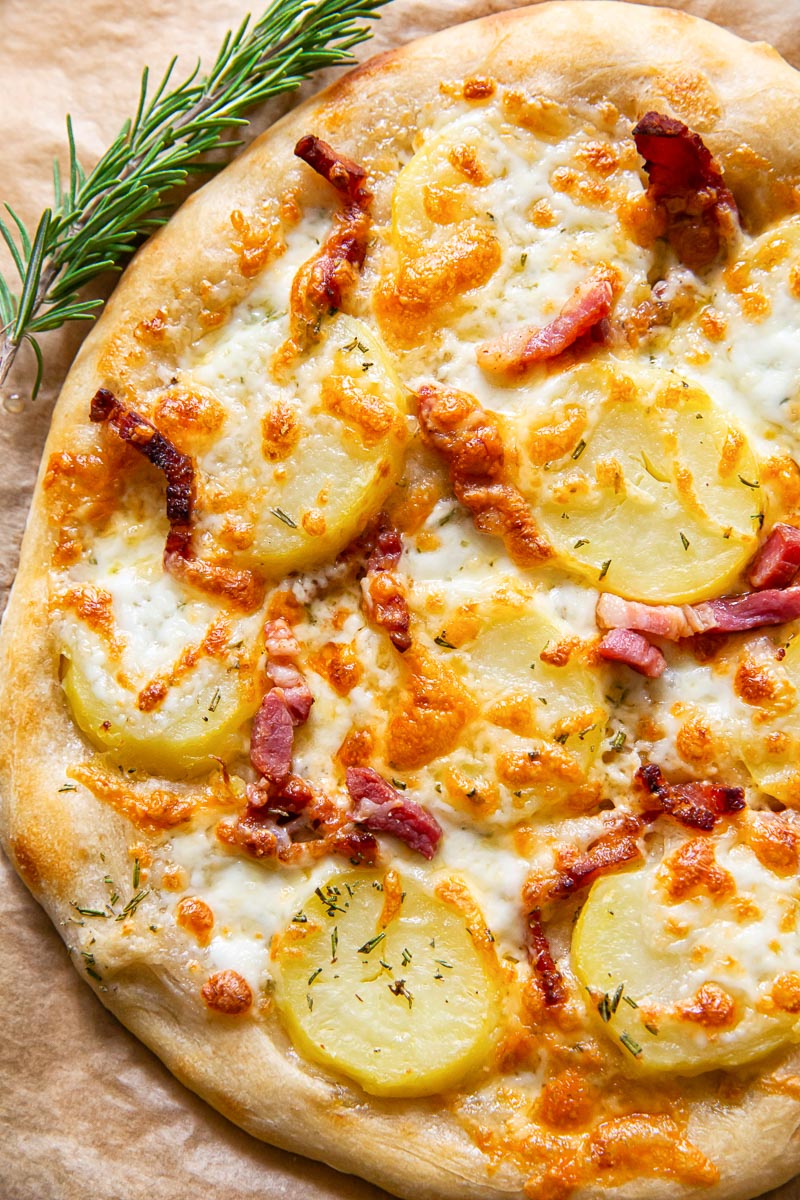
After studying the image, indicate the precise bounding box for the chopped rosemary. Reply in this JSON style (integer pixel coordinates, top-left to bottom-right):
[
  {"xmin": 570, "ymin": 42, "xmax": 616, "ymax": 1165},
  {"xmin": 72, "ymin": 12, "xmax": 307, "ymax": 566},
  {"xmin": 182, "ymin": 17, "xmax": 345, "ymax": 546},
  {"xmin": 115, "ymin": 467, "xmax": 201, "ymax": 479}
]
[
  {"xmin": 208, "ymin": 687, "xmax": 222, "ymax": 712},
  {"xmin": 644, "ymin": 1022, "xmax": 659, "ymax": 1036},
  {"xmin": 307, "ymin": 993, "xmax": 314, "ymax": 1012},
  {"xmin": 58, "ymin": 782, "xmax": 77, "ymax": 792},
  {"xmin": 598, "ymin": 559, "xmax": 611, "ymax": 580},
  {"xmin": 401, "ymin": 947, "xmax": 412, "ymax": 966},
  {"xmin": 434, "ymin": 633, "xmax": 455, "ymax": 649},
  {"xmin": 331, "ymin": 926, "xmax": 339, "ymax": 961},
  {"xmin": 132, "ymin": 857, "xmax": 140, "ymax": 888},
  {"xmin": 308, "ymin": 967, "xmax": 323, "ymax": 985},
  {"xmin": 620, "ymin": 1031, "xmax": 643, "ymax": 1057},
  {"xmin": 573, "ymin": 538, "xmax": 589, "ymax": 549},
  {"xmin": 680, "ymin": 531, "xmax": 690, "ymax": 551},
  {"xmin": 271, "ymin": 506, "xmax": 297, "ymax": 528},
  {"xmin": 115, "ymin": 888, "xmax": 149, "ymax": 921},
  {"xmin": 71, "ymin": 903, "xmax": 108, "ymax": 918},
  {"xmin": 610, "ymin": 730, "xmax": 627, "ymax": 752},
  {"xmin": 571, "ymin": 439, "xmax": 587, "ymax": 461},
  {"xmin": 609, "ymin": 983, "xmax": 624, "ymax": 1013},
  {"xmin": 623, "ymin": 994, "xmax": 639, "ymax": 1008},
  {"xmin": 391, "ymin": 778, "xmax": 407, "ymax": 790},
  {"xmin": 292, "ymin": 911, "xmax": 308, "ymax": 923},
  {"xmin": 738, "ymin": 475, "xmax": 760, "ymax": 489},
  {"xmin": 357, "ymin": 932, "xmax": 386, "ymax": 955}
]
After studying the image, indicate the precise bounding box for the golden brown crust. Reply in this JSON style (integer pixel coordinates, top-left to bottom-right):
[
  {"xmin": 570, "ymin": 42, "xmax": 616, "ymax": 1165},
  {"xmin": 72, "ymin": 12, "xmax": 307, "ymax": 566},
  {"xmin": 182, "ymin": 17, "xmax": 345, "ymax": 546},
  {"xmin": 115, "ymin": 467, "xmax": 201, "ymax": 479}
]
[{"xmin": 5, "ymin": 5, "xmax": 800, "ymax": 1200}]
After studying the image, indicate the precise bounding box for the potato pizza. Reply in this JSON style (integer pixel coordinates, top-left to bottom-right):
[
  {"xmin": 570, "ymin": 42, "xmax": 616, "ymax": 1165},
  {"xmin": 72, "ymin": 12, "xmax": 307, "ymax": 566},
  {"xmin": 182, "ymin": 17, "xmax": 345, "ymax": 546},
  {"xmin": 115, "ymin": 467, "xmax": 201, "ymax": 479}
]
[{"xmin": 6, "ymin": 4, "xmax": 800, "ymax": 1199}]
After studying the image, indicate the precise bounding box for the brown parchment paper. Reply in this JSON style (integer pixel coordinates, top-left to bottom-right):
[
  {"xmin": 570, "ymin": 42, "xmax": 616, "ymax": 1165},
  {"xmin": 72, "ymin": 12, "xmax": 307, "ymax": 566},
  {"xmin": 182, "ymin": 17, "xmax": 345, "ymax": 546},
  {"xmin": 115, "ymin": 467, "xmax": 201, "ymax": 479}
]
[{"xmin": 3, "ymin": 2, "xmax": 800, "ymax": 1197}]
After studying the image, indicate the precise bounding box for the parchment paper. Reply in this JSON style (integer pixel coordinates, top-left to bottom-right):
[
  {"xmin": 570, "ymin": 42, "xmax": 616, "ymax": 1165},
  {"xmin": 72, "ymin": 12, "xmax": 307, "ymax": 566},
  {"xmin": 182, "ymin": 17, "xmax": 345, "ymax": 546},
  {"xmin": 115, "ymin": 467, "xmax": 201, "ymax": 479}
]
[{"xmin": 2, "ymin": 2, "xmax": 800, "ymax": 1197}]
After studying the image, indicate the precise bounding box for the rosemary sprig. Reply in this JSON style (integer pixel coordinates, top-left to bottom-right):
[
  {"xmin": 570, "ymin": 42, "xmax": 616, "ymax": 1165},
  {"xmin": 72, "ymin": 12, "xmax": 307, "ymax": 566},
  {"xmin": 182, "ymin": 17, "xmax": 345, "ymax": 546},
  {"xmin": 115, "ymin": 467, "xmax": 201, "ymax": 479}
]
[{"xmin": 0, "ymin": 0, "xmax": 387, "ymax": 398}]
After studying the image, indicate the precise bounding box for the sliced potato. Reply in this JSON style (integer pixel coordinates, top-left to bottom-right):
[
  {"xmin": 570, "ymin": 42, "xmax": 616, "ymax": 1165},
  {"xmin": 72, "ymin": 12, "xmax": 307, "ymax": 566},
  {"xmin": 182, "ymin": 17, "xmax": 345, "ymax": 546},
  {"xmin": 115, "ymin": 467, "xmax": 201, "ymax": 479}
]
[
  {"xmin": 273, "ymin": 871, "xmax": 501, "ymax": 1097},
  {"xmin": 195, "ymin": 314, "xmax": 408, "ymax": 577},
  {"xmin": 740, "ymin": 631, "xmax": 800, "ymax": 802},
  {"xmin": 62, "ymin": 650, "xmax": 259, "ymax": 777},
  {"xmin": 573, "ymin": 849, "xmax": 800, "ymax": 1074},
  {"xmin": 462, "ymin": 602, "xmax": 606, "ymax": 795},
  {"xmin": 515, "ymin": 362, "xmax": 762, "ymax": 603},
  {"xmin": 392, "ymin": 116, "xmax": 496, "ymax": 251}
]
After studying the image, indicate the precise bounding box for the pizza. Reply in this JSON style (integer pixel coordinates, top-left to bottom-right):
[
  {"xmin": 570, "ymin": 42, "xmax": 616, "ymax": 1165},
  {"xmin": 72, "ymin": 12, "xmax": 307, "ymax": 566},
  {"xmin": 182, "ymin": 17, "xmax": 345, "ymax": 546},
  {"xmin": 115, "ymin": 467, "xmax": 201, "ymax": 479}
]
[{"xmin": 7, "ymin": 2, "xmax": 800, "ymax": 1197}]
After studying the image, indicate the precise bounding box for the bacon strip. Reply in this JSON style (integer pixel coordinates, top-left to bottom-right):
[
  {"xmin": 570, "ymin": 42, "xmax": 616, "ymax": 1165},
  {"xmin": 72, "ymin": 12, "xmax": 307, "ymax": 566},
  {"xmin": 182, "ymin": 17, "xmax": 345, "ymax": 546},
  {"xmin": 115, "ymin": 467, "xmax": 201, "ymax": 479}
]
[
  {"xmin": 90, "ymin": 387, "xmax": 193, "ymax": 547},
  {"xmin": 476, "ymin": 267, "xmax": 614, "ymax": 376},
  {"xmin": 526, "ymin": 908, "xmax": 567, "ymax": 1006},
  {"xmin": 632, "ymin": 111, "xmax": 738, "ymax": 271},
  {"xmin": 598, "ymin": 628, "xmax": 666, "ymax": 678},
  {"xmin": 294, "ymin": 135, "xmax": 370, "ymax": 206},
  {"xmin": 550, "ymin": 822, "xmax": 643, "ymax": 899},
  {"xmin": 749, "ymin": 524, "xmax": 800, "ymax": 589},
  {"xmin": 416, "ymin": 381, "xmax": 552, "ymax": 567},
  {"xmin": 360, "ymin": 516, "xmax": 411, "ymax": 653},
  {"xmin": 597, "ymin": 588, "xmax": 800, "ymax": 640},
  {"xmin": 91, "ymin": 388, "xmax": 264, "ymax": 611},
  {"xmin": 345, "ymin": 767, "xmax": 442, "ymax": 860},
  {"xmin": 636, "ymin": 763, "xmax": 745, "ymax": 832},
  {"xmin": 277, "ymin": 136, "xmax": 372, "ymax": 366},
  {"xmin": 248, "ymin": 618, "xmax": 315, "ymax": 788}
]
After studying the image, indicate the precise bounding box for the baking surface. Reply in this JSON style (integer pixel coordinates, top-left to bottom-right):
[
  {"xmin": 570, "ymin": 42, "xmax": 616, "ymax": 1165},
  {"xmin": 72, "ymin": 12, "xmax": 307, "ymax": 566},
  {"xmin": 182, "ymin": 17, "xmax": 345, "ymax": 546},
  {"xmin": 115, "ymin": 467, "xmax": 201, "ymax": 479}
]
[{"xmin": 2, "ymin": 1, "xmax": 800, "ymax": 1196}]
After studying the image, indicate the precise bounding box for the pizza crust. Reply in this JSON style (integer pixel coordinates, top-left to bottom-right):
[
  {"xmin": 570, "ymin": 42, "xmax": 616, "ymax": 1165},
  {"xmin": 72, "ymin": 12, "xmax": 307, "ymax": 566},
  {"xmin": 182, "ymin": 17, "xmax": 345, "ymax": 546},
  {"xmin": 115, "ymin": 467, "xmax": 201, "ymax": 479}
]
[{"xmin": 4, "ymin": 5, "xmax": 800, "ymax": 1198}]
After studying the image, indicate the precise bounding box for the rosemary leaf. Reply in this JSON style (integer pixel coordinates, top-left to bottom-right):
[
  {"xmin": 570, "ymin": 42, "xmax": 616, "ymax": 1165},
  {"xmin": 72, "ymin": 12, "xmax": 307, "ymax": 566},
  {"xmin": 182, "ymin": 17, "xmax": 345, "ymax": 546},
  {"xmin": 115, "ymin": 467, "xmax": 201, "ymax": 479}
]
[{"xmin": 0, "ymin": 0, "xmax": 388, "ymax": 397}]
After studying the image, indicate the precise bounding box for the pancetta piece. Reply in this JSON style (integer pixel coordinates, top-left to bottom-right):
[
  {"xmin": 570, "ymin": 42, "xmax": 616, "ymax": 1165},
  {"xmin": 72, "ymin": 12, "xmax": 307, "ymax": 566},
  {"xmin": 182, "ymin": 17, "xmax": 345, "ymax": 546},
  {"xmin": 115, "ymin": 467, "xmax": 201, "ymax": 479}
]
[
  {"xmin": 526, "ymin": 908, "xmax": 567, "ymax": 1006},
  {"xmin": 218, "ymin": 775, "xmax": 377, "ymax": 867},
  {"xmin": 597, "ymin": 628, "xmax": 666, "ymax": 678},
  {"xmin": 278, "ymin": 136, "xmax": 372, "ymax": 363},
  {"xmin": 416, "ymin": 381, "xmax": 552, "ymax": 567},
  {"xmin": 597, "ymin": 587, "xmax": 800, "ymax": 640},
  {"xmin": 550, "ymin": 820, "xmax": 643, "ymax": 899},
  {"xmin": 476, "ymin": 267, "xmax": 614, "ymax": 376},
  {"xmin": 632, "ymin": 111, "xmax": 738, "ymax": 270},
  {"xmin": 360, "ymin": 517, "xmax": 411, "ymax": 653},
  {"xmin": 345, "ymin": 767, "xmax": 442, "ymax": 860},
  {"xmin": 748, "ymin": 524, "xmax": 800, "ymax": 589},
  {"xmin": 249, "ymin": 689, "xmax": 295, "ymax": 786},
  {"xmin": 91, "ymin": 388, "xmax": 264, "ymax": 611},
  {"xmin": 636, "ymin": 763, "xmax": 745, "ymax": 832},
  {"xmin": 264, "ymin": 618, "xmax": 315, "ymax": 723}
]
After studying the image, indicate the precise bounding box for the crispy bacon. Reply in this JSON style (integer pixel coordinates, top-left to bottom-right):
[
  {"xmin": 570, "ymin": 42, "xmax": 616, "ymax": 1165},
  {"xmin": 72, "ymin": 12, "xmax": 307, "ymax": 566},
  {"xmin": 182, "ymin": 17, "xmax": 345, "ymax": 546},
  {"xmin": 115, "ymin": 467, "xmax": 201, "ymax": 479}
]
[
  {"xmin": 294, "ymin": 135, "xmax": 370, "ymax": 206},
  {"xmin": 91, "ymin": 388, "xmax": 264, "ymax": 611},
  {"xmin": 416, "ymin": 381, "xmax": 552, "ymax": 567},
  {"xmin": 597, "ymin": 587, "xmax": 800, "ymax": 640},
  {"xmin": 526, "ymin": 908, "xmax": 567, "ymax": 1006},
  {"xmin": 360, "ymin": 516, "xmax": 411, "ymax": 652},
  {"xmin": 345, "ymin": 766, "xmax": 442, "ymax": 860},
  {"xmin": 632, "ymin": 111, "xmax": 738, "ymax": 270},
  {"xmin": 476, "ymin": 267, "xmax": 614, "ymax": 376},
  {"xmin": 90, "ymin": 387, "xmax": 194, "ymax": 544},
  {"xmin": 277, "ymin": 136, "xmax": 372, "ymax": 364},
  {"xmin": 636, "ymin": 763, "xmax": 745, "ymax": 832},
  {"xmin": 550, "ymin": 821, "xmax": 643, "ymax": 899},
  {"xmin": 749, "ymin": 524, "xmax": 800, "ymax": 589},
  {"xmin": 598, "ymin": 628, "xmax": 666, "ymax": 678}
]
